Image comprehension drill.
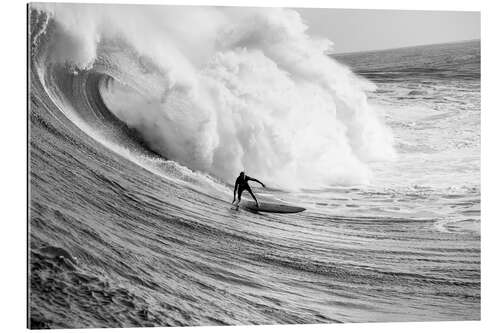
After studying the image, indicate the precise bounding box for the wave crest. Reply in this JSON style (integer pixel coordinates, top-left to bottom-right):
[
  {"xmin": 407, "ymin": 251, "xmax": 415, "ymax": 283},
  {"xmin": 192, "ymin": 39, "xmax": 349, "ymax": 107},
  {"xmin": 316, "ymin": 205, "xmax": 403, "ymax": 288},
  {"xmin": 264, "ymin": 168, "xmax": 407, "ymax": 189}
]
[{"xmin": 31, "ymin": 4, "xmax": 396, "ymax": 189}]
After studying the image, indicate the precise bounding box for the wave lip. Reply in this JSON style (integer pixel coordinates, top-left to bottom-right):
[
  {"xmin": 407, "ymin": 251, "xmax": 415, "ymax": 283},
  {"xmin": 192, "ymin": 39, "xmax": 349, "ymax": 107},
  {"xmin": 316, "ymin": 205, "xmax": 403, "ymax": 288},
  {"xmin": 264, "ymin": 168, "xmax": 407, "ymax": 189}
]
[{"xmin": 31, "ymin": 4, "xmax": 396, "ymax": 190}]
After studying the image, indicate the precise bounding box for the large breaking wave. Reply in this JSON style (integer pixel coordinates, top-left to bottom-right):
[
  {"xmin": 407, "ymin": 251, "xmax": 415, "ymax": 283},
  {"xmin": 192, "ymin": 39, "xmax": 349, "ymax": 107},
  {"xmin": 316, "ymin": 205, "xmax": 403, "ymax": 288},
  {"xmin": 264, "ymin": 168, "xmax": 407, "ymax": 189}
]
[{"xmin": 31, "ymin": 3, "xmax": 395, "ymax": 189}]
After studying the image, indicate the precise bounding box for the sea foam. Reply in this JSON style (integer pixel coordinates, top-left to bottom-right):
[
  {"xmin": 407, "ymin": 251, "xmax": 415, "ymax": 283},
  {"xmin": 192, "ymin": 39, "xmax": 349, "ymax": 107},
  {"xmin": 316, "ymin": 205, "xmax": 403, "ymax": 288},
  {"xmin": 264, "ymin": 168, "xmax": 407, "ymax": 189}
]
[{"xmin": 33, "ymin": 4, "xmax": 396, "ymax": 189}]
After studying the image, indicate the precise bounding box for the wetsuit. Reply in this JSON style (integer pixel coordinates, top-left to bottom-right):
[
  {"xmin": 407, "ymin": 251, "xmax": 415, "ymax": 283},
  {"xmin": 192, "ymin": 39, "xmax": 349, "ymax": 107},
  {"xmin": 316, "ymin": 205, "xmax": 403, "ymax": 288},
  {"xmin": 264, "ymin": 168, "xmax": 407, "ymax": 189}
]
[{"xmin": 234, "ymin": 175, "xmax": 259, "ymax": 203}]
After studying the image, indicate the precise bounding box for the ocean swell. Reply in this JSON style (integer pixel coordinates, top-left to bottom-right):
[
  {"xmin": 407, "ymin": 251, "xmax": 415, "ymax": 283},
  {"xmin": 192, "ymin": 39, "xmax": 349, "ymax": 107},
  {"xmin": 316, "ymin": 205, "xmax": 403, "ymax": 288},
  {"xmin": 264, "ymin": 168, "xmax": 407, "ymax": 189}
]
[{"xmin": 31, "ymin": 4, "xmax": 396, "ymax": 189}]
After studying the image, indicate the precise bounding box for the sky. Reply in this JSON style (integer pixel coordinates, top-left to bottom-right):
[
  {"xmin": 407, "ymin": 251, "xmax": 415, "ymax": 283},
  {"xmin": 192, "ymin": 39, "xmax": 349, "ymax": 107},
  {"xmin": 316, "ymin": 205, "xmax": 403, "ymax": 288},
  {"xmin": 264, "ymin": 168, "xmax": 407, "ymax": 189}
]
[{"xmin": 295, "ymin": 8, "xmax": 480, "ymax": 54}]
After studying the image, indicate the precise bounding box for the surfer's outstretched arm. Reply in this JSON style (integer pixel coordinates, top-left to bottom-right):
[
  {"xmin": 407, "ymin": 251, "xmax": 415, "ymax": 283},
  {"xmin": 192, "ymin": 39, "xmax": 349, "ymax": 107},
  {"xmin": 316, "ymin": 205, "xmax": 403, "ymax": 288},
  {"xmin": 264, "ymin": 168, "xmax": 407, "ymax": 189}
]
[{"xmin": 248, "ymin": 177, "xmax": 266, "ymax": 187}]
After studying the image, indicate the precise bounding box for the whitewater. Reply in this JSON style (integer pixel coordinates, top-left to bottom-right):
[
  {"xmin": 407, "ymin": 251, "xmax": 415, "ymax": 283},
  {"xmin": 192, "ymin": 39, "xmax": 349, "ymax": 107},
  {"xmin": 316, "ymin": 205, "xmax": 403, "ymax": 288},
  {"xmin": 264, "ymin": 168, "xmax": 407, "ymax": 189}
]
[{"xmin": 28, "ymin": 4, "xmax": 480, "ymax": 329}]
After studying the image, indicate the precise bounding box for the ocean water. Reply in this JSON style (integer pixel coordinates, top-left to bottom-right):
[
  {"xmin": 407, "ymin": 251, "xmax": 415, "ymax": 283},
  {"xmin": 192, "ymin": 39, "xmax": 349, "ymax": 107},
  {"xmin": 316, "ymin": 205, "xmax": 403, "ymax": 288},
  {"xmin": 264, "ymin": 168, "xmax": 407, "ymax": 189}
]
[{"xmin": 28, "ymin": 5, "xmax": 480, "ymax": 329}]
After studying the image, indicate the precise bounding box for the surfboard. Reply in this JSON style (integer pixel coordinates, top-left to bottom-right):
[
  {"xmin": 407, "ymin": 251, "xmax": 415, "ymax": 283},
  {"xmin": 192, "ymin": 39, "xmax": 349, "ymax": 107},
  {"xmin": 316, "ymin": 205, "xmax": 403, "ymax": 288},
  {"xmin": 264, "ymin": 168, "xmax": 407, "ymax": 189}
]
[{"xmin": 242, "ymin": 202, "xmax": 306, "ymax": 214}]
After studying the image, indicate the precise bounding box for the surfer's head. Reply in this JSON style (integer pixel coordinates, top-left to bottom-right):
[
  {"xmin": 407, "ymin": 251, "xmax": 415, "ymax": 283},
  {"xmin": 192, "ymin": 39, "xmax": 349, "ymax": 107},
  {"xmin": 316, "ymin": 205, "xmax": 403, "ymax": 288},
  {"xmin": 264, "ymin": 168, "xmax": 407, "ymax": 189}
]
[{"xmin": 240, "ymin": 171, "xmax": 245, "ymax": 177}]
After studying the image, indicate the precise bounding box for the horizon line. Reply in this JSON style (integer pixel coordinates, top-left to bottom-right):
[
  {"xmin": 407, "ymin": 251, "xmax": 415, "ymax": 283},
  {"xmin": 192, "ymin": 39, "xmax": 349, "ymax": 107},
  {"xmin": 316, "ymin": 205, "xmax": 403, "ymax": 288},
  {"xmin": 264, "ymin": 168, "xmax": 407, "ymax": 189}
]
[{"xmin": 330, "ymin": 38, "xmax": 480, "ymax": 56}]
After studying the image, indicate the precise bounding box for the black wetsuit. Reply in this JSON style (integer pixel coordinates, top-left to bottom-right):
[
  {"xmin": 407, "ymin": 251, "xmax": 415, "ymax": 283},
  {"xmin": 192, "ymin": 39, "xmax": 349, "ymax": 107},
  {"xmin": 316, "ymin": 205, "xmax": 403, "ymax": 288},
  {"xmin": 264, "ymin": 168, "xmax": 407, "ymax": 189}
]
[{"xmin": 235, "ymin": 175, "xmax": 258, "ymax": 202}]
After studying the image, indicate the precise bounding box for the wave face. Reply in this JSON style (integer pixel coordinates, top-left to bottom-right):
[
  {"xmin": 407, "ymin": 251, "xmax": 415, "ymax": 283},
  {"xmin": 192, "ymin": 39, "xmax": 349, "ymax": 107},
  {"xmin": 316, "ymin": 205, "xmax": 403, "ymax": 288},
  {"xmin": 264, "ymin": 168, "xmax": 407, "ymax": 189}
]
[
  {"xmin": 29, "ymin": 4, "xmax": 480, "ymax": 329},
  {"xmin": 31, "ymin": 3, "xmax": 395, "ymax": 190}
]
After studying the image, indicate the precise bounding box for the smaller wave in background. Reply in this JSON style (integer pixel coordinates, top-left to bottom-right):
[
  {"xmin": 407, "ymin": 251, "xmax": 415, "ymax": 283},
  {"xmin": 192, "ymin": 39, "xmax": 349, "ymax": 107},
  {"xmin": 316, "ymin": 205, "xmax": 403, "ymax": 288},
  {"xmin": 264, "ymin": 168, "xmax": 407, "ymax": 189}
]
[{"xmin": 334, "ymin": 40, "xmax": 480, "ymax": 82}]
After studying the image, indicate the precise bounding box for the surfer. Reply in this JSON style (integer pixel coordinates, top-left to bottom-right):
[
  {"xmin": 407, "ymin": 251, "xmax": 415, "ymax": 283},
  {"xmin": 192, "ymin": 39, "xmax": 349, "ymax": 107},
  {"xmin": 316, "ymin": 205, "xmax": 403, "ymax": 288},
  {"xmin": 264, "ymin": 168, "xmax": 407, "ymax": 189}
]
[{"xmin": 232, "ymin": 171, "xmax": 265, "ymax": 208}]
